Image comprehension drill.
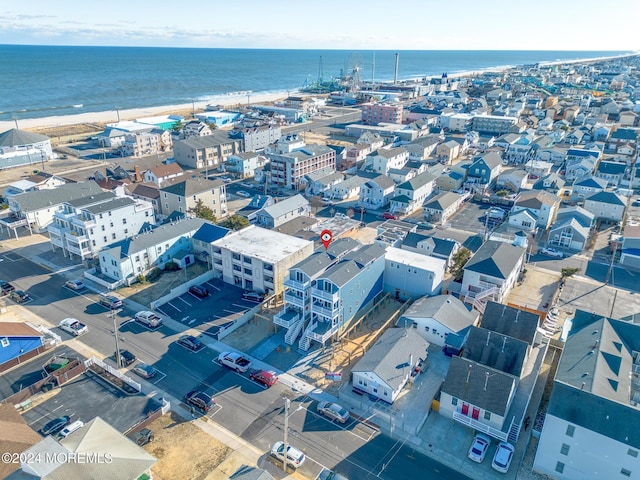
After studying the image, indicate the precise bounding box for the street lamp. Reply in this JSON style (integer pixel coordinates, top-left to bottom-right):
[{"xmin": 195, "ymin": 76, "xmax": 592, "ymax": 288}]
[
  {"xmin": 115, "ymin": 107, "xmax": 121, "ymax": 123},
  {"xmin": 282, "ymin": 398, "xmax": 290, "ymax": 472},
  {"xmin": 109, "ymin": 309, "xmax": 122, "ymax": 367}
]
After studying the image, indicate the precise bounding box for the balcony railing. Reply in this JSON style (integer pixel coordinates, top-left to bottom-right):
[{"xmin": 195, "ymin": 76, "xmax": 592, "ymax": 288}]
[
  {"xmin": 284, "ymin": 277, "xmax": 311, "ymax": 291},
  {"xmin": 284, "ymin": 291, "xmax": 305, "ymax": 308},
  {"xmin": 452, "ymin": 411, "xmax": 508, "ymax": 442},
  {"xmin": 308, "ymin": 322, "xmax": 340, "ymax": 344},
  {"xmin": 72, "ymin": 216, "xmax": 95, "ymax": 228},
  {"xmin": 311, "ymin": 287, "xmax": 339, "ymax": 303},
  {"xmin": 312, "ymin": 302, "xmax": 339, "ymax": 319},
  {"xmin": 66, "ymin": 243, "xmax": 92, "ymax": 257},
  {"xmin": 273, "ymin": 310, "xmax": 300, "ymax": 328}
]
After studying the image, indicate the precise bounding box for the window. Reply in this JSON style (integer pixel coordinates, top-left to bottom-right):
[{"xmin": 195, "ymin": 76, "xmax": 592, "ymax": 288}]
[
  {"xmin": 244, "ymin": 268, "xmax": 252, "ymax": 275},
  {"xmin": 124, "ymin": 229, "xmax": 128, "ymax": 235},
  {"xmin": 145, "ymin": 211, "xmax": 149, "ymax": 217},
  {"xmin": 243, "ymin": 256, "xmax": 252, "ymax": 264},
  {"xmin": 484, "ymin": 411, "xmax": 491, "ymax": 420},
  {"xmin": 560, "ymin": 444, "xmax": 570, "ymax": 456},
  {"xmin": 233, "ymin": 264, "xmax": 241, "ymax": 272},
  {"xmin": 425, "ymin": 326, "xmax": 430, "ymax": 332},
  {"xmin": 233, "ymin": 253, "xmax": 241, "ymax": 260},
  {"xmin": 264, "ymin": 263, "xmax": 273, "ymax": 271},
  {"xmin": 92, "ymin": 240, "xmax": 96, "ymax": 247},
  {"xmin": 451, "ymin": 397, "xmax": 458, "ymax": 406},
  {"xmin": 555, "ymin": 462, "xmax": 565, "ymax": 474},
  {"xmin": 628, "ymin": 449, "xmax": 638, "ymax": 458},
  {"xmin": 565, "ymin": 425, "xmax": 575, "ymax": 437},
  {"xmin": 101, "ymin": 225, "xmax": 105, "ymax": 231},
  {"xmin": 621, "ymin": 469, "xmax": 632, "ymax": 477},
  {"xmin": 0, "ymin": 337, "xmax": 9, "ymax": 348},
  {"xmin": 103, "ymin": 236, "xmax": 107, "ymax": 243},
  {"xmin": 111, "ymin": 233, "xmax": 116, "ymax": 240},
  {"xmin": 122, "ymin": 218, "xmax": 127, "ymax": 224},
  {"xmin": 109, "ymin": 221, "xmax": 114, "ymax": 228}
]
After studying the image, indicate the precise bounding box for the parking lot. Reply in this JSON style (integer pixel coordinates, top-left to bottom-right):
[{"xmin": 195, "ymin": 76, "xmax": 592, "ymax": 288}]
[
  {"xmin": 447, "ymin": 201, "xmax": 500, "ymax": 234},
  {"xmin": 23, "ymin": 369, "xmax": 162, "ymax": 434},
  {"xmin": 155, "ymin": 278, "xmax": 260, "ymax": 335}
]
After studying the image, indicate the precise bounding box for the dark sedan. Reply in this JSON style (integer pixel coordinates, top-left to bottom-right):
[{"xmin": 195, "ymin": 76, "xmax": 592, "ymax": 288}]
[{"xmin": 40, "ymin": 416, "xmax": 71, "ymax": 436}]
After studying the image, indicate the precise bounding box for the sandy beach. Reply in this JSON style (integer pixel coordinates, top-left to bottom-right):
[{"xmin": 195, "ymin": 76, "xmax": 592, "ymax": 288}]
[{"xmin": 0, "ymin": 91, "xmax": 289, "ymax": 132}]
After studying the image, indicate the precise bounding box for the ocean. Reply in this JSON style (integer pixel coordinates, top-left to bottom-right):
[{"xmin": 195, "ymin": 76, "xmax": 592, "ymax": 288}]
[{"xmin": 0, "ymin": 45, "xmax": 632, "ymax": 122}]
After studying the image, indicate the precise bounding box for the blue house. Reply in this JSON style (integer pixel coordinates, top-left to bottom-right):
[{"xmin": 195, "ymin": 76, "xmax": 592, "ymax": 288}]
[
  {"xmin": 465, "ymin": 152, "xmax": 503, "ymax": 190},
  {"xmin": 0, "ymin": 323, "xmax": 44, "ymax": 369}
]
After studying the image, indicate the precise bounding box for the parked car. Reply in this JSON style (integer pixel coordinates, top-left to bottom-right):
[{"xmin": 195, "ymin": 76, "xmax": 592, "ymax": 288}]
[
  {"xmin": 218, "ymin": 352, "xmax": 252, "ymax": 373},
  {"xmin": 114, "ymin": 349, "xmax": 136, "ymax": 367},
  {"xmin": 188, "ymin": 284, "xmax": 209, "ymax": 298},
  {"xmin": 176, "ymin": 335, "xmax": 202, "ymax": 351},
  {"xmin": 352, "ymin": 206, "xmax": 366, "ymax": 214},
  {"xmin": 10, "ymin": 290, "xmax": 30, "ymax": 303},
  {"xmin": 99, "ymin": 293, "xmax": 123, "ymax": 309},
  {"xmin": 59, "ymin": 318, "xmax": 88, "ymax": 336},
  {"xmin": 184, "ymin": 390, "xmax": 214, "ymax": 412},
  {"xmin": 382, "ymin": 212, "xmax": 398, "ymax": 220},
  {"xmin": 56, "ymin": 420, "xmax": 84, "ymax": 439},
  {"xmin": 129, "ymin": 428, "xmax": 154, "ymax": 446},
  {"xmin": 240, "ymin": 182, "xmax": 253, "ymax": 188},
  {"xmin": 270, "ymin": 441, "xmax": 306, "ymax": 469},
  {"xmin": 0, "ymin": 281, "xmax": 15, "ymax": 295},
  {"xmin": 134, "ymin": 311, "xmax": 163, "ymax": 328},
  {"xmin": 64, "ymin": 279, "xmax": 85, "ymax": 290},
  {"xmin": 40, "ymin": 416, "xmax": 71, "ymax": 436},
  {"xmin": 132, "ymin": 363, "xmax": 157, "ymax": 379},
  {"xmin": 492, "ymin": 441, "xmax": 515, "ymax": 473},
  {"xmin": 220, "ymin": 176, "xmax": 231, "ymax": 183},
  {"xmin": 237, "ymin": 190, "xmax": 251, "ymax": 198},
  {"xmin": 468, "ymin": 433, "xmax": 491, "ymax": 463},
  {"xmin": 317, "ymin": 401, "xmax": 350, "ymax": 423},
  {"xmin": 242, "ymin": 291, "xmax": 264, "ymax": 303},
  {"xmin": 318, "ymin": 469, "xmax": 349, "ymax": 480},
  {"xmin": 249, "ymin": 369, "xmax": 278, "ymax": 388},
  {"xmin": 540, "ymin": 247, "xmax": 563, "ymax": 258}
]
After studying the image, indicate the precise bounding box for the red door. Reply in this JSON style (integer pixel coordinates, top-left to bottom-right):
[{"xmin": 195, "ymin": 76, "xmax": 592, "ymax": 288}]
[
  {"xmin": 472, "ymin": 407, "xmax": 480, "ymax": 420},
  {"xmin": 461, "ymin": 403, "xmax": 469, "ymax": 415}
]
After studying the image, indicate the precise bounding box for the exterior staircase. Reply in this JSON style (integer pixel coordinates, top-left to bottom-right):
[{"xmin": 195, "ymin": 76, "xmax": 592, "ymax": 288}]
[
  {"xmin": 284, "ymin": 317, "xmax": 305, "ymax": 345},
  {"xmin": 507, "ymin": 421, "xmax": 521, "ymax": 444},
  {"xmin": 299, "ymin": 322, "xmax": 316, "ymax": 352}
]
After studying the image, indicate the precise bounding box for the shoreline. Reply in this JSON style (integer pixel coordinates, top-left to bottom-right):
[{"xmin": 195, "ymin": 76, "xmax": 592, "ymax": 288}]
[{"xmin": 2, "ymin": 52, "xmax": 636, "ymax": 133}]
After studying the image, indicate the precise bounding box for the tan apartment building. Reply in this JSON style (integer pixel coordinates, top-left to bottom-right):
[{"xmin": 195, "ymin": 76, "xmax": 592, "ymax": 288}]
[
  {"xmin": 159, "ymin": 177, "xmax": 228, "ymax": 218},
  {"xmin": 173, "ymin": 132, "xmax": 241, "ymax": 169},
  {"xmin": 267, "ymin": 144, "xmax": 336, "ymax": 190}
]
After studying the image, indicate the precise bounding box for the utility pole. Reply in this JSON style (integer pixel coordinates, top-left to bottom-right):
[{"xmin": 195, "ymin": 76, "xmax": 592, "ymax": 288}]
[
  {"xmin": 282, "ymin": 397, "xmax": 290, "ymax": 472},
  {"xmin": 110, "ymin": 309, "xmax": 121, "ymax": 367}
]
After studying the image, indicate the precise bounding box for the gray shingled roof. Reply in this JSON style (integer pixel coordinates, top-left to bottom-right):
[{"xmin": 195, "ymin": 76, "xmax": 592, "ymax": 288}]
[
  {"xmin": 442, "ymin": 355, "xmax": 517, "ymax": 416},
  {"xmin": 11, "ymin": 181, "xmax": 103, "ymax": 212},
  {"xmin": 103, "ymin": 217, "xmax": 206, "ymax": 259},
  {"xmin": 482, "ymin": 301, "xmax": 539, "ymax": 345},
  {"xmin": 464, "ymin": 240, "xmax": 525, "ymax": 279},
  {"xmin": 0, "ymin": 128, "xmax": 49, "ymax": 147},
  {"xmin": 160, "ymin": 176, "xmax": 224, "ymax": 196},
  {"xmin": 257, "ymin": 194, "xmax": 308, "ymax": 220},
  {"xmin": 397, "ymin": 171, "xmax": 436, "ymax": 191},
  {"xmin": 321, "ymin": 244, "xmax": 385, "ymax": 287},
  {"xmin": 176, "ymin": 131, "xmax": 236, "ymax": 148},
  {"xmin": 402, "ymin": 232, "xmax": 457, "ymax": 257},
  {"xmin": 423, "ymin": 191, "xmax": 461, "ymax": 210},
  {"xmin": 371, "ymin": 147, "xmax": 406, "ymax": 159},
  {"xmin": 291, "ymin": 238, "xmax": 360, "ymax": 277},
  {"xmin": 84, "ymin": 197, "xmax": 135, "ymax": 214},
  {"xmin": 66, "ymin": 191, "xmax": 115, "ymax": 208},
  {"xmin": 352, "ymin": 328, "xmax": 429, "ymax": 392},
  {"xmin": 463, "ymin": 326, "xmax": 529, "ymax": 377},
  {"xmin": 548, "ymin": 310, "xmax": 640, "ymax": 449},
  {"xmin": 585, "ymin": 191, "xmax": 626, "ymax": 205},
  {"xmin": 515, "ymin": 189, "xmax": 559, "ymax": 209},
  {"xmin": 401, "ymin": 295, "xmax": 478, "ymax": 334},
  {"xmin": 367, "ymin": 175, "xmax": 396, "ymax": 190}
]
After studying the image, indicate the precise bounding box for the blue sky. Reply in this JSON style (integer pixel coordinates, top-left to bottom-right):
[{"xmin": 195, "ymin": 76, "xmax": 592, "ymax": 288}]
[{"xmin": 1, "ymin": 0, "xmax": 639, "ymax": 50}]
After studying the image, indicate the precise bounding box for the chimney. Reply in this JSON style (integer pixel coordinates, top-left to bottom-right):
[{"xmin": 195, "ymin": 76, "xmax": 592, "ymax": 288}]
[
  {"xmin": 134, "ymin": 165, "xmax": 142, "ymax": 183},
  {"xmin": 466, "ymin": 364, "xmax": 472, "ymax": 383}
]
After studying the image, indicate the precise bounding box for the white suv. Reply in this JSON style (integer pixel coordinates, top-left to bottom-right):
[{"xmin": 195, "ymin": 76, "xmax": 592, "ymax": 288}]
[{"xmin": 270, "ymin": 441, "xmax": 305, "ymax": 468}]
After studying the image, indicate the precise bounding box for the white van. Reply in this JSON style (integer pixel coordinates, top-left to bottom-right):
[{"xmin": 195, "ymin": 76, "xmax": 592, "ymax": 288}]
[{"xmin": 57, "ymin": 420, "xmax": 84, "ymax": 439}]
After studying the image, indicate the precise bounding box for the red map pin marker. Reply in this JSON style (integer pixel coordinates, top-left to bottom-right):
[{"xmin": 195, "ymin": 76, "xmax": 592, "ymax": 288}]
[{"xmin": 320, "ymin": 229, "xmax": 333, "ymax": 250}]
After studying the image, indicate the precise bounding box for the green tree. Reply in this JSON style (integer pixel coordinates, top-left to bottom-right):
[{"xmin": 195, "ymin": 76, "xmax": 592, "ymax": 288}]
[
  {"xmin": 190, "ymin": 199, "xmax": 216, "ymax": 222},
  {"xmin": 450, "ymin": 247, "xmax": 472, "ymax": 282},
  {"xmin": 171, "ymin": 121, "xmax": 184, "ymax": 133},
  {"xmin": 220, "ymin": 214, "xmax": 249, "ymax": 231},
  {"xmin": 561, "ymin": 267, "xmax": 580, "ymax": 278}
]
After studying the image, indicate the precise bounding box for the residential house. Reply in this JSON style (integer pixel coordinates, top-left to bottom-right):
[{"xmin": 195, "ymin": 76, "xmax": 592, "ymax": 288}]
[
  {"xmin": 619, "ymin": 110, "xmax": 639, "ymax": 127},
  {"xmin": 159, "ymin": 177, "xmax": 227, "ymax": 218},
  {"xmin": 389, "ymin": 171, "xmax": 436, "ymax": 215},
  {"xmin": 125, "ymin": 183, "xmax": 161, "ymax": 216},
  {"xmin": 565, "ymin": 129, "xmax": 585, "ymax": 145},
  {"xmin": 0, "ymin": 128, "xmax": 53, "ymax": 171},
  {"xmin": 403, "ymin": 135, "xmax": 441, "ymax": 161},
  {"xmin": 7, "ymin": 417, "xmax": 156, "ymax": 480},
  {"xmin": 3, "ymin": 173, "xmax": 66, "ymax": 197},
  {"xmin": 608, "ymin": 127, "xmax": 637, "ymax": 150},
  {"xmin": 524, "ymin": 160, "xmax": 554, "ymax": 178},
  {"xmin": 297, "ymin": 243, "xmax": 386, "ymax": 351},
  {"xmin": 190, "ymin": 222, "xmax": 232, "ymax": 264},
  {"xmin": 234, "ymin": 125, "xmax": 282, "ymax": 152},
  {"xmin": 507, "ymin": 209, "xmax": 538, "ymax": 232},
  {"xmin": 359, "ymin": 175, "xmax": 396, "ymax": 210},
  {"xmin": 344, "ymin": 143, "xmax": 374, "ymax": 169},
  {"xmin": 532, "ymin": 173, "xmax": 566, "ymax": 195},
  {"xmin": 143, "ymin": 162, "xmax": 184, "ymax": 186},
  {"xmin": 211, "ymin": 225, "xmax": 314, "ymax": 294},
  {"xmin": 572, "ymin": 176, "xmax": 607, "ymax": 197},
  {"xmin": 351, "ymin": 328, "xmax": 428, "ymax": 404},
  {"xmin": 583, "ymin": 191, "xmax": 626, "ymax": 222},
  {"xmin": 482, "ymin": 301, "xmax": 541, "ymax": 346},
  {"xmin": 384, "ymin": 247, "xmax": 446, "ymax": 299},
  {"xmin": 367, "ymin": 147, "xmax": 409, "ymax": 175},
  {"xmin": 255, "ymin": 194, "xmax": 310, "ymax": 229},
  {"xmin": 267, "ymin": 141, "xmax": 336, "ymax": 190},
  {"xmin": 401, "ymin": 232, "xmax": 459, "ymax": 269},
  {"xmin": 48, "ymin": 192, "xmax": 156, "ymax": 260},
  {"xmin": 331, "ymin": 175, "xmax": 368, "ymax": 200},
  {"xmin": 226, "ymin": 152, "xmax": 268, "ymax": 179},
  {"xmin": 7, "ymin": 181, "xmax": 104, "ymax": 233},
  {"xmin": 497, "ymin": 168, "xmax": 528, "ymax": 192},
  {"xmin": 182, "ymin": 120, "xmax": 212, "ymax": 139},
  {"xmin": 0, "ymin": 403, "xmax": 41, "ymax": 479},
  {"xmin": 506, "ymin": 134, "xmax": 536, "ymax": 163},
  {"xmin": 235, "ymin": 194, "xmax": 274, "ymax": 224},
  {"xmin": 511, "ymin": 190, "xmax": 560, "ymax": 230},
  {"xmin": 565, "ymin": 149, "xmax": 600, "ymax": 180},
  {"xmin": 301, "ymin": 168, "xmax": 343, "ymax": 196},
  {"xmin": 461, "ymin": 240, "xmax": 526, "ymax": 311},
  {"xmin": 423, "ymin": 191, "xmax": 464, "ymax": 224},
  {"xmin": 547, "ymin": 206, "xmax": 594, "ymax": 251},
  {"xmin": 97, "ymin": 217, "xmax": 206, "ymax": 286},
  {"xmin": 533, "ymin": 310, "xmax": 640, "ymax": 480},
  {"xmin": 436, "ymin": 140, "xmax": 461, "ymax": 164},
  {"xmin": 398, "ymin": 294, "xmax": 479, "ymax": 346},
  {"xmin": 471, "ymin": 115, "xmax": 518, "ymax": 135},
  {"xmin": 436, "ymin": 170, "xmax": 465, "ymax": 191},
  {"xmin": 619, "ymin": 224, "xmax": 640, "ymax": 268},
  {"xmin": 0, "ymin": 323, "xmax": 45, "ymax": 371},
  {"xmin": 535, "ymin": 146, "xmax": 567, "ymax": 165},
  {"xmin": 595, "ymin": 160, "xmax": 627, "ymax": 187},
  {"xmin": 466, "ymin": 152, "xmax": 503, "ymax": 190},
  {"xmin": 173, "ymin": 132, "xmax": 242, "ymax": 169}
]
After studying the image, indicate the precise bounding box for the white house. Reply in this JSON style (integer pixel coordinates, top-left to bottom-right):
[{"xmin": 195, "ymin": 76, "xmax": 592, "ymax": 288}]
[
  {"xmin": 143, "ymin": 163, "xmax": 184, "ymax": 186},
  {"xmin": 351, "ymin": 328, "xmax": 428, "ymax": 404},
  {"xmin": 497, "ymin": 168, "xmax": 528, "ymax": 192},
  {"xmin": 331, "ymin": 175, "xmax": 367, "ymax": 200},
  {"xmin": 511, "ymin": 190, "xmax": 560, "ymax": 230},
  {"xmin": 583, "ymin": 191, "xmax": 626, "ymax": 222},
  {"xmin": 399, "ymin": 294, "xmax": 479, "ymax": 346},
  {"xmin": 368, "ymin": 147, "xmax": 409, "ymax": 174},
  {"xmin": 383, "ymin": 247, "xmax": 445, "ymax": 300},
  {"xmin": 423, "ymin": 191, "xmax": 464, "ymax": 224},
  {"xmin": 389, "ymin": 171, "xmax": 436, "ymax": 215},
  {"xmin": 254, "ymin": 194, "xmax": 310, "ymax": 229},
  {"xmin": 359, "ymin": 175, "xmax": 396, "ymax": 210}
]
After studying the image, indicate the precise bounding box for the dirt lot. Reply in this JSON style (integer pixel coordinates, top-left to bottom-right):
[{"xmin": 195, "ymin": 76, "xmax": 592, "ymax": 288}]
[
  {"xmin": 117, "ymin": 261, "xmax": 210, "ymax": 308},
  {"xmin": 144, "ymin": 412, "xmax": 232, "ymax": 480}
]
